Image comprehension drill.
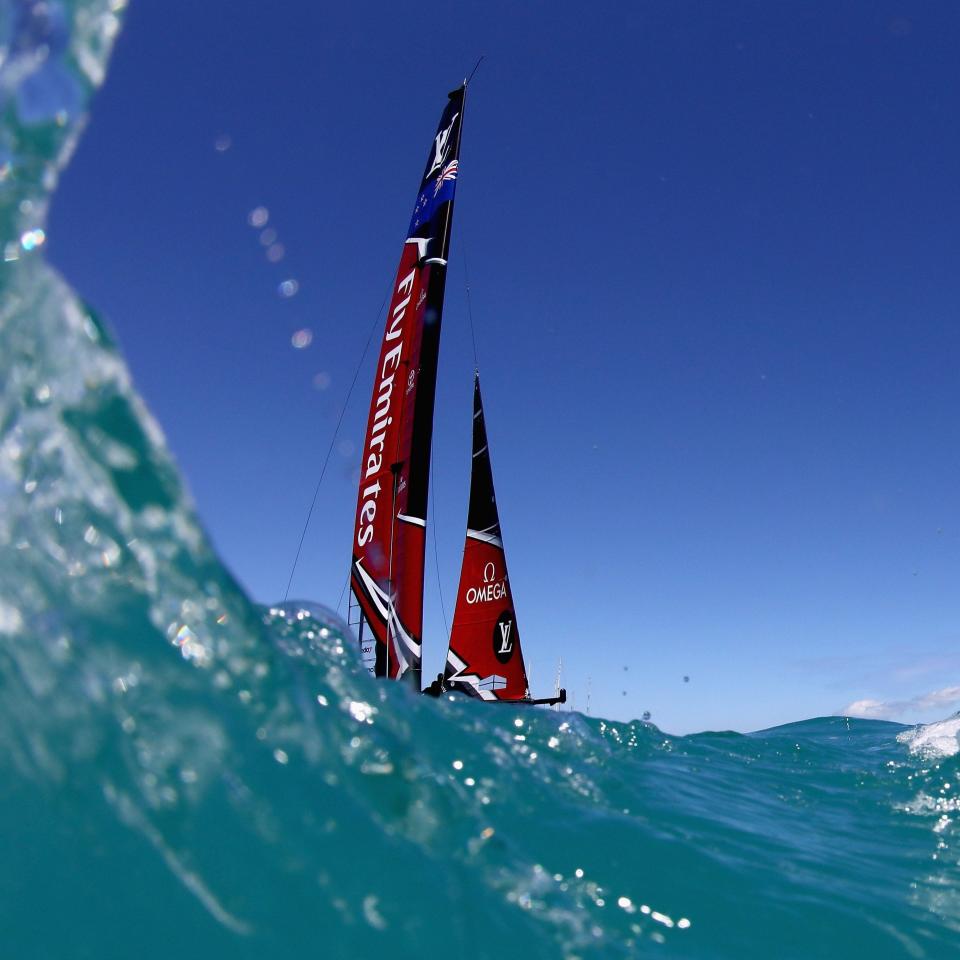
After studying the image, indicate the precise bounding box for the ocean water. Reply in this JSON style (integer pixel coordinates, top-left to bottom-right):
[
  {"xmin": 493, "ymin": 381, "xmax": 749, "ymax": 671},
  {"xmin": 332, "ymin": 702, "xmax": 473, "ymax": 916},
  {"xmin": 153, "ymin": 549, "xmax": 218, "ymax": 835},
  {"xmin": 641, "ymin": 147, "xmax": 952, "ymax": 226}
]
[{"xmin": 2, "ymin": 4, "xmax": 960, "ymax": 958}]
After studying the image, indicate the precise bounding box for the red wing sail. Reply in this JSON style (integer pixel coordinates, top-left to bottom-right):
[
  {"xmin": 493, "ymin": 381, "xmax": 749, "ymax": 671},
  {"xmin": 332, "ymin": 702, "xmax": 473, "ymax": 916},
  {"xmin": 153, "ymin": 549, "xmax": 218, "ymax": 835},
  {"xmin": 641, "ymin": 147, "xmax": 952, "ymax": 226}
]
[
  {"xmin": 350, "ymin": 87, "xmax": 465, "ymax": 685},
  {"xmin": 444, "ymin": 375, "xmax": 531, "ymax": 700}
]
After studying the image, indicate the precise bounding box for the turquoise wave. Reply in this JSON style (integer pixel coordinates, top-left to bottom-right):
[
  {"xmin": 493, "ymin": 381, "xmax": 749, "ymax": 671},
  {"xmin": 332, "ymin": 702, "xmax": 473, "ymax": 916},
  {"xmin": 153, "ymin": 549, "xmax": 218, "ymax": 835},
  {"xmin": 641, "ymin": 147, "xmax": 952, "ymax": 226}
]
[{"xmin": 2, "ymin": 4, "xmax": 959, "ymax": 958}]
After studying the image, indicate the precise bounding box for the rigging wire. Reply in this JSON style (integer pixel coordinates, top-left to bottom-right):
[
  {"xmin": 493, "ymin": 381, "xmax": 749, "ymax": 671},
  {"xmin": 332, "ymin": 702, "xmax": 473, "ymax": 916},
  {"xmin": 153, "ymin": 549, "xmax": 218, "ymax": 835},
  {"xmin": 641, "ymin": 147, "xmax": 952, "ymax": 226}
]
[
  {"xmin": 430, "ymin": 448, "xmax": 450, "ymax": 641},
  {"xmin": 447, "ymin": 228, "xmax": 483, "ymax": 637},
  {"xmin": 423, "ymin": 81, "xmax": 492, "ymax": 659},
  {"xmin": 461, "ymin": 237, "xmax": 480, "ymax": 371},
  {"xmin": 281, "ymin": 286, "xmax": 392, "ymax": 603},
  {"xmin": 424, "ymin": 217, "xmax": 488, "ymax": 646},
  {"xmin": 465, "ymin": 56, "xmax": 485, "ymax": 87},
  {"xmin": 427, "ymin": 223, "xmax": 487, "ymax": 647},
  {"xmin": 424, "ymin": 113, "xmax": 485, "ymax": 653},
  {"xmin": 335, "ymin": 571, "xmax": 350, "ymax": 616}
]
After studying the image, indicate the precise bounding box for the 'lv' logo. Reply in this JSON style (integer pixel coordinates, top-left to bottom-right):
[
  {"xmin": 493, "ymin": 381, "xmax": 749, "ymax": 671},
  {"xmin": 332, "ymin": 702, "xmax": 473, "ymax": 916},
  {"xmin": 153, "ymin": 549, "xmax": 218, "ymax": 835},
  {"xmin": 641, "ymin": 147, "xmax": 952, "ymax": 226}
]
[
  {"xmin": 428, "ymin": 113, "xmax": 459, "ymax": 176},
  {"xmin": 498, "ymin": 620, "xmax": 513, "ymax": 654}
]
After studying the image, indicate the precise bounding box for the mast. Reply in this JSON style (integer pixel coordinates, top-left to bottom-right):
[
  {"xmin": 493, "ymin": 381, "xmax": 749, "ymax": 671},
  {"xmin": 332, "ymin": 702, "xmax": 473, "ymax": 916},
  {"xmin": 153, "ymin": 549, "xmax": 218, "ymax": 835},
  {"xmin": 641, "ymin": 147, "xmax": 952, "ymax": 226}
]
[
  {"xmin": 350, "ymin": 86, "xmax": 466, "ymax": 687},
  {"xmin": 443, "ymin": 375, "xmax": 564, "ymax": 704}
]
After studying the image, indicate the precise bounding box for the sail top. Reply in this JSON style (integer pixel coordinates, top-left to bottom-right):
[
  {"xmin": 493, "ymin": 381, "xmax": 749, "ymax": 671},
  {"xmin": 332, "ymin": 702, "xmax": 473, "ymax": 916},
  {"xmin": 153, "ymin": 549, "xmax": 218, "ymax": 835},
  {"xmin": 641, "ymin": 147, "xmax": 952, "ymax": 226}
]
[
  {"xmin": 465, "ymin": 372, "xmax": 501, "ymax": 545},
  {"xmin": 407, "ymin": 87, "xmax": 464, "ymax": 242}
]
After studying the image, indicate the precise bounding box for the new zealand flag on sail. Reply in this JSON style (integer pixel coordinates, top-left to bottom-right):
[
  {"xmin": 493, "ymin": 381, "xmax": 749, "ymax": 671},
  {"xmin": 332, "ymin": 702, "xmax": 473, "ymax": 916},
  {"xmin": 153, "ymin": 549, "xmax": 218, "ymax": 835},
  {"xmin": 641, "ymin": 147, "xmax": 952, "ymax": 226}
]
[{"xmin": 407, "ymin": 93, "xmax": 463, "ymax": 237}]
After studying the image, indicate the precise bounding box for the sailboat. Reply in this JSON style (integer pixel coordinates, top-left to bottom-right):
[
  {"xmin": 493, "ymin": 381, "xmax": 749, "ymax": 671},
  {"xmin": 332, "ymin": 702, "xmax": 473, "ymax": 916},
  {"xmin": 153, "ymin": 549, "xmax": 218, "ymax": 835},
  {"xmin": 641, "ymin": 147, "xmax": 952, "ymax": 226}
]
[{"xmin": 347, "ymin": 81, "xmax": 565, "ymax": 706}]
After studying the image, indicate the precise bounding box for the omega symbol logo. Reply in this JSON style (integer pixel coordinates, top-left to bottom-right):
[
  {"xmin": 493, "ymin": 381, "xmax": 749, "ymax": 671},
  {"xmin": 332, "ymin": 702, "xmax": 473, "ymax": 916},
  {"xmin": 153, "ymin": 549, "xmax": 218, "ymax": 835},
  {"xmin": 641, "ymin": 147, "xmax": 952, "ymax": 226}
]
[
  {"xmin": 493, "ymin": 609, "xmax": 515, "ymax": 664},
  {"xmin": 465, "ymin": 562, "xmax": 506, "ymax": 604}
]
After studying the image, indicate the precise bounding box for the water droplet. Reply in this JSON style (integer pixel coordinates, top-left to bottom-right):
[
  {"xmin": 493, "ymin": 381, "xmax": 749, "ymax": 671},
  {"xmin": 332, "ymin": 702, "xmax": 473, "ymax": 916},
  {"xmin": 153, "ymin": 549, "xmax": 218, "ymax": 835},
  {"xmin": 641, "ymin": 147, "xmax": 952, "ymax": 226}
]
[
  {"xmin": 278, "ymin": 278, "xmax": 299, "ymax": 298},
  {"xmin": 248, "ymin": 206, "xmax": 269, "ymax": 228},
  {"xmin": 214, "ymin": 134, "xmax": 232, "ymax": 152},
  {"xmin": 20, "ymin": 229, "xmax": 46, "ymax": 251},
  {"xmin": 291, "ymin": 329, "xmax": 313, "ymax": 349},
  {"xmin": 312, "ymin": 371, "xmax": 331, "ymax": 391},
  {"xmin": 266, "ymin": 242, "xmax": 285, "ymax": 262},
  {"xmin": 362, "ymin": 895, "xmax": 386, "ymax": 930},
  {"xmin": 348, "ymin": 700, "xmax": 375, "ymax": 723},
  {"xmin": 259, "ymin": 227, "xmax": 278, "ymax": 246}
]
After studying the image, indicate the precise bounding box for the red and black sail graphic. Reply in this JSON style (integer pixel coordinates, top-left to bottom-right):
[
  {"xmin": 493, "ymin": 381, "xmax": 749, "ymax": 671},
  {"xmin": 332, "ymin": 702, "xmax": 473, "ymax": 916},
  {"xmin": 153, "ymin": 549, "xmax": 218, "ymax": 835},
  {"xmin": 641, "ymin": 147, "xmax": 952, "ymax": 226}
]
[
  {"xmin": 444, "ymin": 375, "xmax": 532, "ymax": 700},
  {"xmin": 350, "ymin": 87, "xmax": 465, "ymax": 685}
]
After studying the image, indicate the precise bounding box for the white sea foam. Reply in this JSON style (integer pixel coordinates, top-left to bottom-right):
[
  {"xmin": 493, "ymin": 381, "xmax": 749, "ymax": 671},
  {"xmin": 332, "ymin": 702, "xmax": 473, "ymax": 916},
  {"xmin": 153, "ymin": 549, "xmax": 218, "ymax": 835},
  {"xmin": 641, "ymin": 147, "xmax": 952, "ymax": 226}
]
[{"xmin": 897, "ymin": 713, "xmax": 960, "ymax": 759}]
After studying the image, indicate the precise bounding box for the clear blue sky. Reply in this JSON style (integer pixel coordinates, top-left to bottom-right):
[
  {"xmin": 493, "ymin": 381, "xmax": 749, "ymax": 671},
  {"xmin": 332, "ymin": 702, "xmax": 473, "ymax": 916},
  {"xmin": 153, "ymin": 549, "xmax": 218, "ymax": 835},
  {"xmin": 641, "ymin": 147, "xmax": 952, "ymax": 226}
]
[{"xmin": 47, "ymin": 1, "xmax": 960, "ymax": 733}]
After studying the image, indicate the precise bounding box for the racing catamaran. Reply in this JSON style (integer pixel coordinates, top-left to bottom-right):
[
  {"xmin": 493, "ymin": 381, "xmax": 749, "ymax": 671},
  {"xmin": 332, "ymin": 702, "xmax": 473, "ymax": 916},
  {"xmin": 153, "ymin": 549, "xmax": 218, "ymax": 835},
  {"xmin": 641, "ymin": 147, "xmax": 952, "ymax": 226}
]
[{"xmin": 347, "ymin": 82, "xmax": 564, "ymax": 706}]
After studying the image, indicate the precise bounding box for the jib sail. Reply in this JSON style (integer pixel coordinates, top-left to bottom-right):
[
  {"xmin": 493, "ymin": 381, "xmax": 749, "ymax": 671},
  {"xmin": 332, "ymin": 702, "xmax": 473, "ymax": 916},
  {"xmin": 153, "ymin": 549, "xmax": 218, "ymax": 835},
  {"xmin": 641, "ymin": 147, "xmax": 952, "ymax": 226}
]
[
  {"xmin": 443, "ymin": 375, "xmax": 532, "ymax": 700},
  {"xmin": 350, "ymin": 86, "xmax": 465, "ymax": 684}
]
